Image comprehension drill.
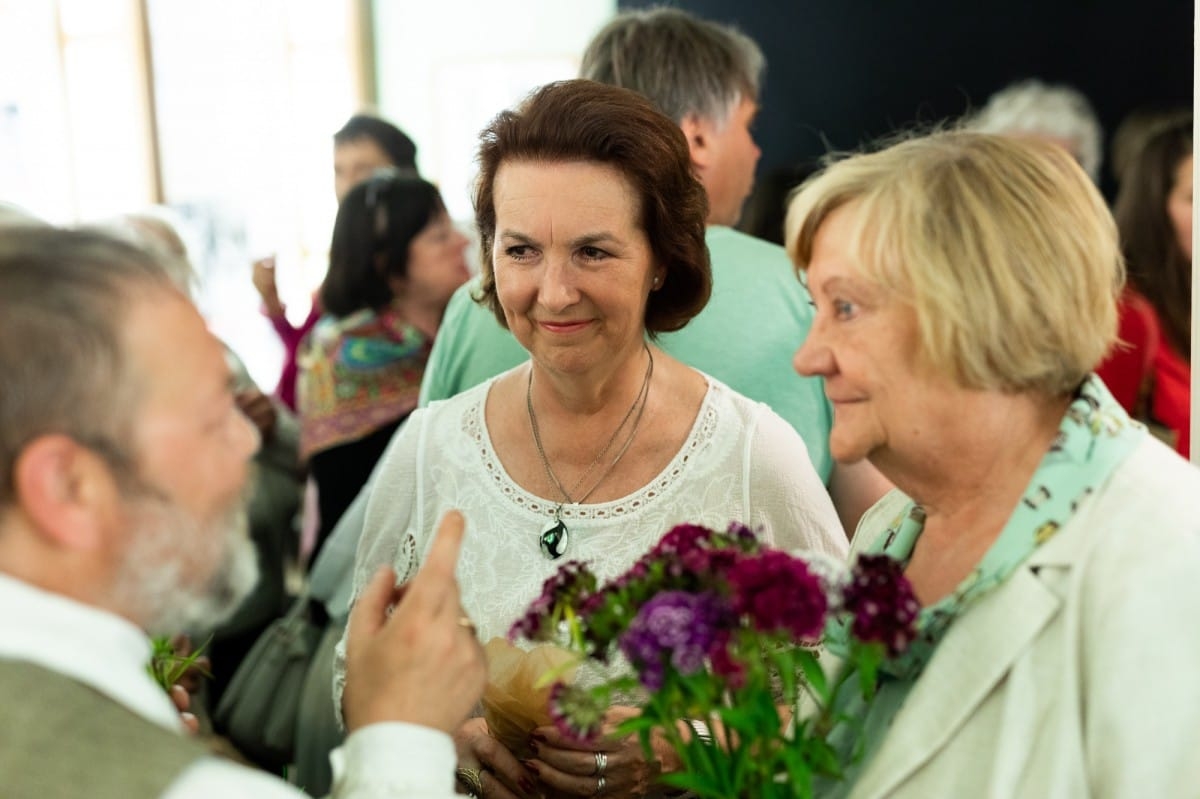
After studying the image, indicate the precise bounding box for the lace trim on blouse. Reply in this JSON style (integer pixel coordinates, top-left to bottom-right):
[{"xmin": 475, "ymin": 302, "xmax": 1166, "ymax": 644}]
[{"xmin": 463, "ymin": 378, "xmax": 720, "ymax": 522}]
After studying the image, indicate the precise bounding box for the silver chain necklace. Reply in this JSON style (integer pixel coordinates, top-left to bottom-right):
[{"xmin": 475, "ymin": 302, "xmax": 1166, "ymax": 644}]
[{"xmin": 527, "ymin": 344, "xmax": 654, "ymax": 559}]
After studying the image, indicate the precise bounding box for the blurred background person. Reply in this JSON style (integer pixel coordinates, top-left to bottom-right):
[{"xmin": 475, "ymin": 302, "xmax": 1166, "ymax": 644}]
[
  {"xmin": 1096, "ymin": 114, "xmax": 1193, "ymax": 456},
  {"xmin": 964, "ymin": 78, "xmax": 1104, "ymax": 183},
  {"xmin": 297, "ymin": 169, "xmax": 468, "ymax": 563},
  {"xmin": 1109, "ymin": 107, "xmax": 1192, "ymax": 189},
  {"xmin": 288, "ymin": 170, "xmax": 467, "ymax": 793},
  {"xmin": 252, "ymin": 113, "xmax": 420, "ymax": 413}
]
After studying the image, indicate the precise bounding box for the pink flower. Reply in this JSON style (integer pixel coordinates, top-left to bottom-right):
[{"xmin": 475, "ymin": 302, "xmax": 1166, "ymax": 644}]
[
  {"xmin": 508, "ymin": 560, "xmax": 597, "ymax": 642},
  {"xmin": 650, "ymin": 523, "xmax": 716, "ymax": 558},
  {"xmin": 547, "ymin": 682, "xmax": 605, "ymax": 744},
  {"xmin": 729, "ymin": 551, "xmax": 827, "ymax": 641},
  {"xmin": 708, "ymin": 630, "xmax": 746, "ymax": 690},
  {"xmin": 841, "ymin": 554, "xmax": 920, "ymax": 656}
]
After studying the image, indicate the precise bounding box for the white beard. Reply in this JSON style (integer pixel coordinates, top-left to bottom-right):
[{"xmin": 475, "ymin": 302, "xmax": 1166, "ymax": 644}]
[{"xmin": 112, "ymin": 488, "xmax": 261, "ymax": 636}]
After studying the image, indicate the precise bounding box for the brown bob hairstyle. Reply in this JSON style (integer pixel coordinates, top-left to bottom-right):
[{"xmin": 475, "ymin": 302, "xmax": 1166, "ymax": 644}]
[{"xmin": 473, "ymin": 79, "xmax": 711, "ymax": 333}]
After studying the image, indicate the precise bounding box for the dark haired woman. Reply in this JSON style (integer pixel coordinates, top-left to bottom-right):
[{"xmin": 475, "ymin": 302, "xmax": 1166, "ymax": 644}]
[
  {"xmin": 297, "ymin": 170, "xmax": 469, "ymax": 559},
  {"xmin": 334, "ymin": 80, "xmax": 845, "ymax": 799},
  {"xmin": 1096, "ymin": 116, "xmax": 1192, "ymax": 456}
]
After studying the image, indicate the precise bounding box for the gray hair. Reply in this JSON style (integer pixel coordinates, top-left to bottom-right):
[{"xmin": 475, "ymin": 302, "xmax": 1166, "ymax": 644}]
[
  {"xmin": 580, "ymin": 7, "xmax": 764, "ymax": 128},
  {"xmin": 101, "ymin": 210, "xmax": 198, "ymax": 301},
  {"xmin": 964, "ymin": 79, "xmax": 1104, "ymax": 182},
  {"xmin": 0, "ymin": 202, "xmax": 48, "ymax": 229},
  {"xmin": 0, "ymin": 226, "xmax": 174, "ymax": 503}
]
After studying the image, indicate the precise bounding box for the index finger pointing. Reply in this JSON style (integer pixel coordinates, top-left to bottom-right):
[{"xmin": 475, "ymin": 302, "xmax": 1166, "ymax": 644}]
[{"xmin": 402, "ymin": 510, "xmax": 466, "ymax": 606}]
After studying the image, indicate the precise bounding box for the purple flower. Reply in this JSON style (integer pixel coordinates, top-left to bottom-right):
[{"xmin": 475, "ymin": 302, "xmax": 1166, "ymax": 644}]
[
  {"xmin": 725, "ymin": 521, "xmax": 758, "ymax": 545},
  {"xmin": 547, "ymin": 682, "xmax": 605, "ymax": 744},
  {"xmin": 619, "ymin": 590, "xmax": 731, "ymax": 690},
  {"xmin": 509, "ymin": 560, "xmax": 597, "ymax": 642},
  {"xmin": 729, "ymin": 551, "xmax": 828, "ymax": 641},
  {"xmin": 842, "ymin": 554, "xmax": 920, "ymax": 656}
]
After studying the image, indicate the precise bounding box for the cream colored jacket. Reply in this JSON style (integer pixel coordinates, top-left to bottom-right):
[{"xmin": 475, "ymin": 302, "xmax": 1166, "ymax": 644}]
[{"xmin": 842, "ymin": 435, "xmax": 1200, "ymax": 798}]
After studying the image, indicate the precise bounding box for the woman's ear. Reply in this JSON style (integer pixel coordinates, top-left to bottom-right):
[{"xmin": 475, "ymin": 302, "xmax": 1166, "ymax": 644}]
[{"xmin": 12, "ymin": 435, "xmax": 120, "ymax": 551}]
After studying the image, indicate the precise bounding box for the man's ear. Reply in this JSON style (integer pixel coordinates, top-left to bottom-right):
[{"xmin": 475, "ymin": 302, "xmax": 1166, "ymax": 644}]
[
  {"xmin": 680, "ymin": 112, "xmax": 716, "ymax": 171},
  {"xmin": 12, "ymin": 435, "xmax": 118, "ymax": 551}
]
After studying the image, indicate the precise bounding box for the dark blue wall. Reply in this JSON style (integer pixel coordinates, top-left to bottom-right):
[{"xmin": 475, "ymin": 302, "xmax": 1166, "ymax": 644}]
[{"xmin": 620, "ymin": 0, "xmax": 1193, "ymax": 200}]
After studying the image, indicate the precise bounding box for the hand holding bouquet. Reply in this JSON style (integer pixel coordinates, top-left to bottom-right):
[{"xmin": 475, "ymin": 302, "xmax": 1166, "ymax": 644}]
[{"xmin": 510, "ymin": 522, "xmax": 919, "ymax": 798}]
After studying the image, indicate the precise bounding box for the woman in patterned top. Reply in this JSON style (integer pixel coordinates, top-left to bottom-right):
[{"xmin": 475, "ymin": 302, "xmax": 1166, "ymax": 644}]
[{"xmin": 297, "ymin": 170, "xmax": 469, "ymax": 560}]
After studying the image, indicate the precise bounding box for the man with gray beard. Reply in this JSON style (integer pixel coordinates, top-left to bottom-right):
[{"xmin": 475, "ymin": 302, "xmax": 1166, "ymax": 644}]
[{"xmin": 0, "ymin": 226, "xmax": 486, "ymax": 798}]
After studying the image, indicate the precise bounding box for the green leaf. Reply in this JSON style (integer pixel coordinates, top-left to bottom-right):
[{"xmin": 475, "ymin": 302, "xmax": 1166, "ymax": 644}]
[
  {"xmin": 657, "ymin": 771, "xmax": 727, "ymax": 799},
  {"xmin": 798, "ymin": 651, "xmax": 828, "ymax": 704},
  {"xmin": 855, "ymin": 644, "xmax": 883, "ymax": 701},
  {"xmin": 146, "ymin": 635, "xmax": 212, "ymax": 693}
]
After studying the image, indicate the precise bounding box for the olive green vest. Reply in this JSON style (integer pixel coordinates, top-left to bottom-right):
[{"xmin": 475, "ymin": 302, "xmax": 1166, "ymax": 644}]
[{"xmin": 0, "ymin": 659, "xmax": 208, "ymax": 799}]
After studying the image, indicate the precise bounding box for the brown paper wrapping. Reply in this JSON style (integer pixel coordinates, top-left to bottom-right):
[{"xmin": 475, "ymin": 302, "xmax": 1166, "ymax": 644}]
[{"xmin": 481, "ymin": 637, "xmax": 577, "ymax": 759}]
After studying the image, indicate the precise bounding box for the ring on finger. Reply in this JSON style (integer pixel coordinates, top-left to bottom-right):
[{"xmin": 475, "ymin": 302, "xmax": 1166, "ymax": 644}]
[
  {"xmin": 592, "ymin": 750, "xmax": 608, "ymax": 777},
  {"xmin": 455, "ymin": 766, "xmax": 483, "ymax": 796},
  {"xmin": 594, "ymin": 775, "xmax": 606, "ymax": 796}
]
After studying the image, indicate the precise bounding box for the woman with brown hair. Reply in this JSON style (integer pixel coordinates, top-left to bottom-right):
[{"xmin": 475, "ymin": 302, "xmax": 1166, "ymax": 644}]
[
  {"xmin": 1096, "ymin": 115, "xmax": 1192, "ymax": 455},
  {"xmin": 335, "ymin": 80, "xmax": 846, "ymax": 798}
]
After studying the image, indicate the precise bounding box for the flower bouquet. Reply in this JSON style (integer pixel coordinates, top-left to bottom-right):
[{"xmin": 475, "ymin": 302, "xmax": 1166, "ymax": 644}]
[{"xmin": 509, "ymin": 522, "xmax": 919, "ymax": 799}]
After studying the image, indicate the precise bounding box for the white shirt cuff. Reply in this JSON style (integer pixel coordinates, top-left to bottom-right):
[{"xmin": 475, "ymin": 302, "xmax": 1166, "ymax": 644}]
[{"xmin": 330, "ymin": 722, "xmax": 457, "ymax": 797}]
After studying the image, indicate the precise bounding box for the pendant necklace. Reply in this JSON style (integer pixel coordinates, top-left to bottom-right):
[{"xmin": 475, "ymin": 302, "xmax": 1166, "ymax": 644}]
[{"xmin": 528, "ymin": 344, "xmax": 653, "ymax": 559}]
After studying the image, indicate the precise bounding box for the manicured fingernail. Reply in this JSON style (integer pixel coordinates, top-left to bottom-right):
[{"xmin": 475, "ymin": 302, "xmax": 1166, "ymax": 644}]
[
  {"xmin": 519, "ymin": 777, "xmax": 536, "ymax": 793},
  {"xmin": 521, "ymin": 759, "xmax": 540, "ymax": 775},
  {"xmin": 530, "ymin": 731, "xmax": 547, "ymax": 742}
]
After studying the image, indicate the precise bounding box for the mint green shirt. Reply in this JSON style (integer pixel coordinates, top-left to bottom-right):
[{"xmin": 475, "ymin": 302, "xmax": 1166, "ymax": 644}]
[{"xmin": 419, "ymin": 226, "xmax": 834, "ymax": 482}]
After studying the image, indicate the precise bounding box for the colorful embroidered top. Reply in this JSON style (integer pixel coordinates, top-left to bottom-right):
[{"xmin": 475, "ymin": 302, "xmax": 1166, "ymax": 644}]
[{"xmin": 297, "ymin": 307, "xmax": 431, "ymax": 460}]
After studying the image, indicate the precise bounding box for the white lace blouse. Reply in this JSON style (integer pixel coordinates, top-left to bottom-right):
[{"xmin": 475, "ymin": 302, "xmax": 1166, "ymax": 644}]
[{"xmin": 334, "ymin": 368, "xmax": 846, "ymax": 712}]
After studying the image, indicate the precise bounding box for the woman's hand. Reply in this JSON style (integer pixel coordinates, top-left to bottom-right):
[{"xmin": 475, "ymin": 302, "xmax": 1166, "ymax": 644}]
[
  {"xmin": 526, "ymin": 706, "xmax": 683, "ymax": 797},
  {"xmin": 251, "ymin": 256, "xmax": 285, "ymax": 317},
  {"xmin": 454, "ymin": 717, "xmax": 537, "ymax": 798}
]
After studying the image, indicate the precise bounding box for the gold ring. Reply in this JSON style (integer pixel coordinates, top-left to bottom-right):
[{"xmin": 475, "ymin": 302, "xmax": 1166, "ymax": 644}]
[
  {"xmin": 456, "ymin": 767, "xmax": 483, "ymax": 796},
  {"xmin": 457, "ymin": 615, "xmax": 476, "ymax": 630}
]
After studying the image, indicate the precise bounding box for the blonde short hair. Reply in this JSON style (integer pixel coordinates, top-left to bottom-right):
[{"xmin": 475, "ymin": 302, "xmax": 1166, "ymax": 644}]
[{"xmin": 785, "ymin": 131, "xmax": 1122, "ymax": 397}]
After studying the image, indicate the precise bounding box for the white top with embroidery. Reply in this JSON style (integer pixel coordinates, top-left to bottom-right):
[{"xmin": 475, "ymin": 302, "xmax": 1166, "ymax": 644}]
[{"xmin": 335, "ymin": 368, "xmax": 846, "ymax": 709}]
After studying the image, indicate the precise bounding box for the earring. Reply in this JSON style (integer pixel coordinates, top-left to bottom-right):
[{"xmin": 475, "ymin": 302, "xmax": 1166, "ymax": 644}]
[{"xmin": 652, "ymin": 276, "xmax": 660, "ymax": 287}]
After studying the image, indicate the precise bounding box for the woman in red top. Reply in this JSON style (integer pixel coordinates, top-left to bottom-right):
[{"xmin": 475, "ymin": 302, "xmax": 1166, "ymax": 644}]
[{"xmin": 1097, "ymin": 115, "xmax": 1192, "ymax": 457}]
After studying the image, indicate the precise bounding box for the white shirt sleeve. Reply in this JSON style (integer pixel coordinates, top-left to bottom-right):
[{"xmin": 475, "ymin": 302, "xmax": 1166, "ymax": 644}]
[
  {"xmin": 164, "ymin": 723, "xmax": 459, "ymax": 798},
  {"xmin": 744, "ymin": 401, "xmax": 848, "ymax": 561}
]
